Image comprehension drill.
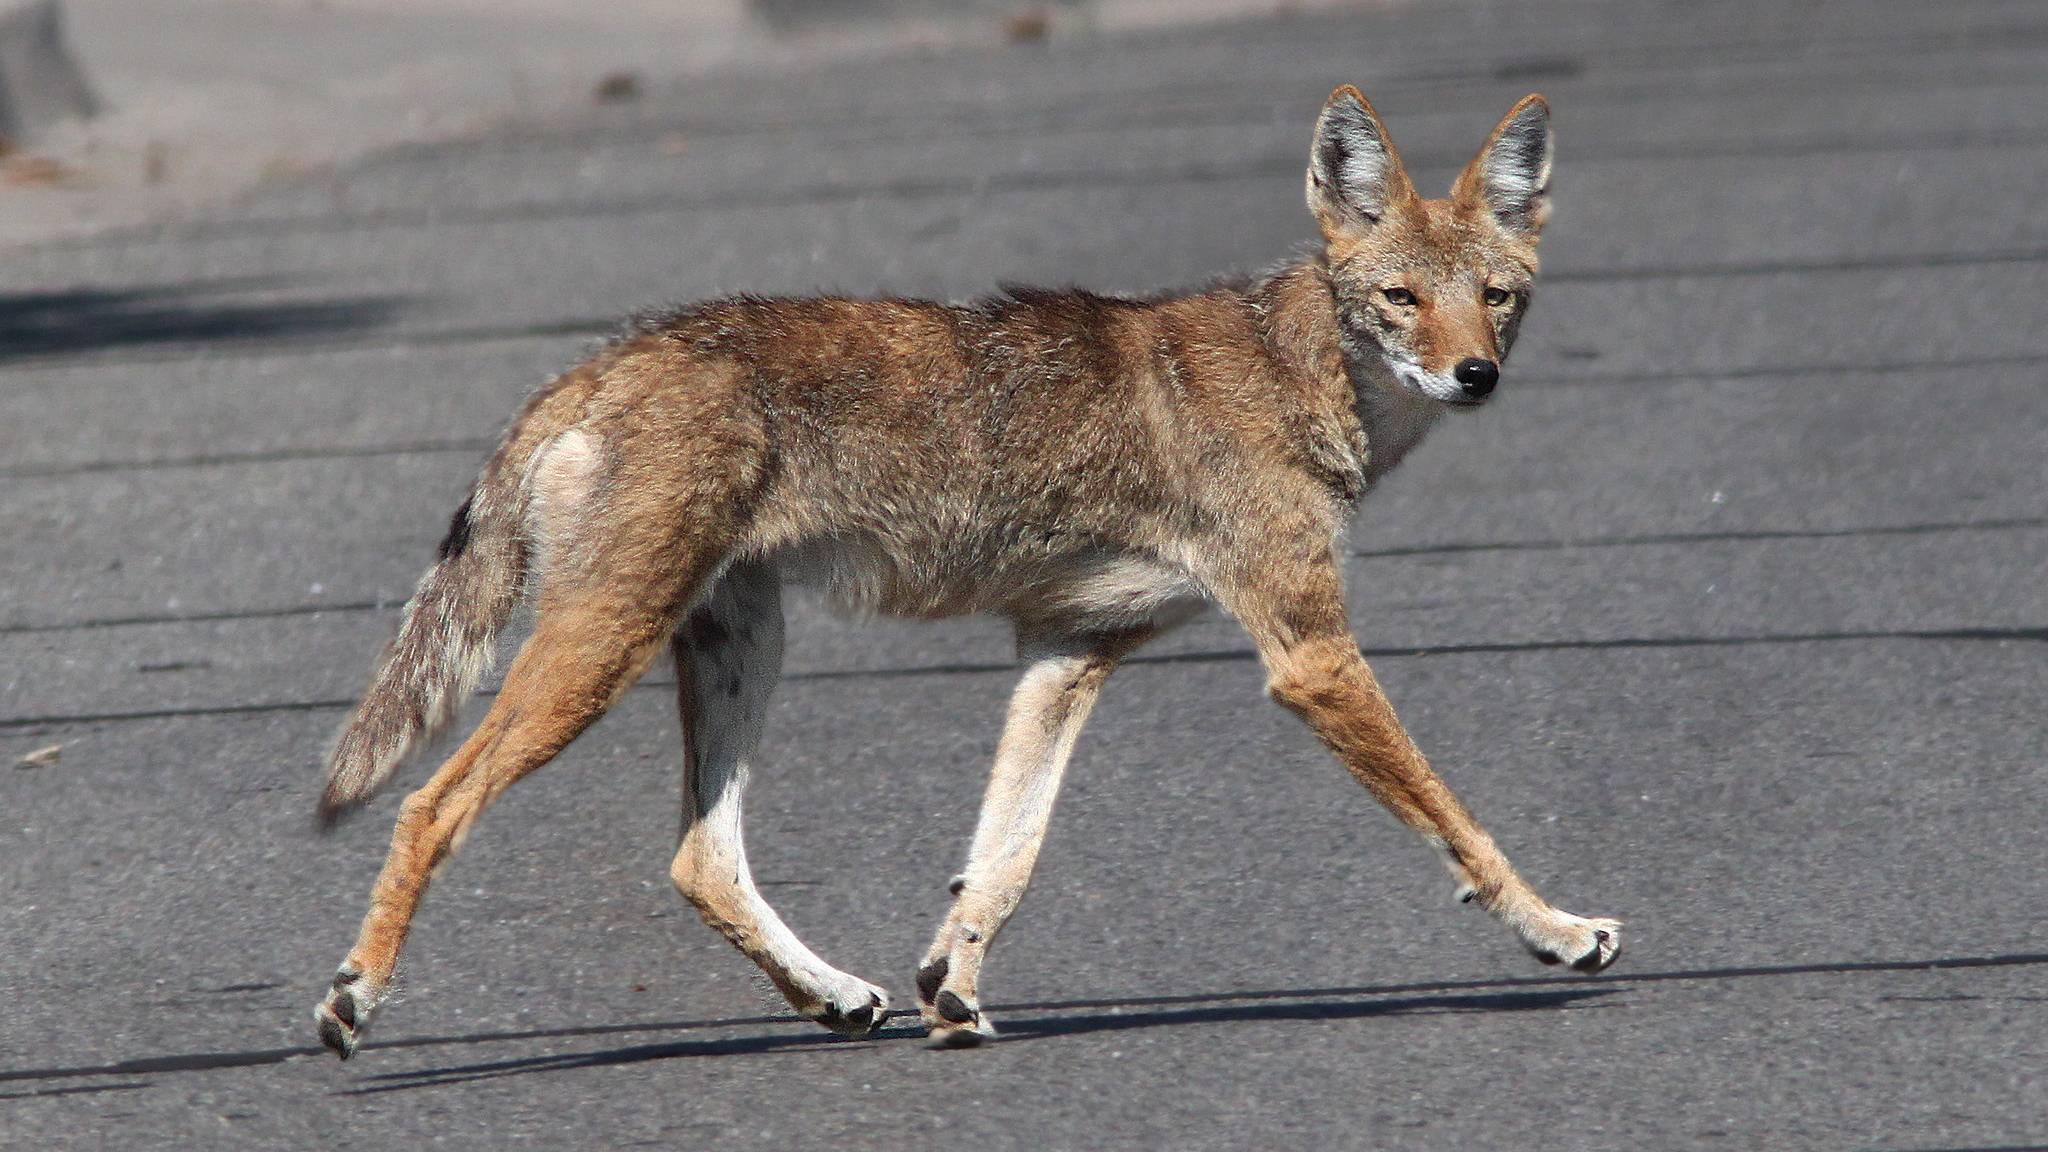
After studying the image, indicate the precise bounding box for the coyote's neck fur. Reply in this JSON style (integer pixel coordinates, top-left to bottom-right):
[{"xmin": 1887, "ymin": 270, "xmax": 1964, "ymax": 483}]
[{"xmin": 1248, "ymin": 253, "xmax": 1446, "ymax": 493}]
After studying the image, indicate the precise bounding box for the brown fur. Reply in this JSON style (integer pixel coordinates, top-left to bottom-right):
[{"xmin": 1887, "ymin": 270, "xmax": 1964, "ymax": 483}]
[{"xmin": 312, "ymin": 88, "xmax": 1619, "ymax": 1059}]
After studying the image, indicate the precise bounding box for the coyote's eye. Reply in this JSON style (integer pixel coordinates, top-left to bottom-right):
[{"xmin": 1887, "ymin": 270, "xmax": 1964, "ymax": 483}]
[
  {"xmin": 1382, "ymin": 287, "xmax": 1417, "ymax": 306},
  {"xmin": 1483, "ymin": 286, "xmax": 1512, "ymax": 307}
]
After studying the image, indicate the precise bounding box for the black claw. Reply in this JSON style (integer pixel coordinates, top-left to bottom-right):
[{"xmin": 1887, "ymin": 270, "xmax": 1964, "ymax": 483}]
[
  {"xmin": 317, "ymin": 1012, "xmax": 357, "ymax": 1060},
  {"xmin": 916, "ymin": 958, "xmax": 950, "ymax": 1005},
  {"xmin": 328, "ymin": 989, "xmax": 357, "ymax": 1029},
  {"xmin": 1532, "ymin": 949, "xmax": 1562, "ymax": 966},
  {"xmin": 933, "ymin": 990, "xmax": 978, "ymax": 1025},
  {"xmin": 1573, "ymin": 937, "xmax": 1612, "ymax": 972},
  {"xmin": 817, "ymin": 995, "xmax": 884, "ymax": 1036},
  {"xmin": 1594, "ymin": 929, "xmax": 1612, "ymax": 944}
]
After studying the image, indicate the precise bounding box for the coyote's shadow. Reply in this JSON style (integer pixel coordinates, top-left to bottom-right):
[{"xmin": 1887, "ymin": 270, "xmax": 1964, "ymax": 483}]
[{"xmin": 342, "ymin": 985, "xmax": 1614, "ymax": 1095}]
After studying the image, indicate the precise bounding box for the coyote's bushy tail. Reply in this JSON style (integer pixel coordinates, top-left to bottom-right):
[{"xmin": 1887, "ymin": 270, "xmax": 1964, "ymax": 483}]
[{"xmin": 316, "ymin": 436, "xmax": 540, "ymax": 827}]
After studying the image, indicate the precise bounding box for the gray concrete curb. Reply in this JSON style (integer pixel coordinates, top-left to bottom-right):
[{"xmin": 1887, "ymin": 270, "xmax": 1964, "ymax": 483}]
[{"xmin": 0, "ymin": 0, "xmax": 93, "ymax": 146}]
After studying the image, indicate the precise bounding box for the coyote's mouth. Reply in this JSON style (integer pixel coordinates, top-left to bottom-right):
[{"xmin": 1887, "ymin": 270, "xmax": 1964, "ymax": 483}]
[{"xmin": 1392, "ymin": 364, "xmax": 1474, "ymax": 405}]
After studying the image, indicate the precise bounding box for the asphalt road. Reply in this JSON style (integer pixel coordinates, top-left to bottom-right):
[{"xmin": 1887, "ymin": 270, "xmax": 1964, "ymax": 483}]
[{"xmin": 3, "ymin": 1, "xmax": 2045, "ymax": 1148}]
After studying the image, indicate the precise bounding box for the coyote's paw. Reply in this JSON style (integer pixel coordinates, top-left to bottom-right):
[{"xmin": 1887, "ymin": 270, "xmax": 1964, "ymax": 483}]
[
  {"xmin": 1519, "ymin": 911, "xmax": 1622, "ymax": 973},
  {"xmin": 924, "ymin": 991, "xmax": 997, "ymax": 1048},
  {"xmin": 313, "ymin": 967, "xmax": 382, "ymax": 1060},
  {"xmin": 915, "ymin": 955, "xmax": 997, "ymax": 1048},
  {"xmin": 808, "ymin": 978, "xmax": 890, "ymax": 1038}
]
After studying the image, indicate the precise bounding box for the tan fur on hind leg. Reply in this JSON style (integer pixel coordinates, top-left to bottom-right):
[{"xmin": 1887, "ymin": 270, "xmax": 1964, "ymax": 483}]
[
  {"xmin": 315, "ymin": 405, "xmax": 765, "ymax": 1058},
  {"xmin": 315, "ymin": 590, "xmax": 680, "ymax": 1058}
]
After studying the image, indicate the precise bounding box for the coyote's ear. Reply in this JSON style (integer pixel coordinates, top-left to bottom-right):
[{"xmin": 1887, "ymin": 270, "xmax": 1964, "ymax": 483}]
[
  {"xmin": 1455, "ymin": 94, "xmax": 1552, "ymax": 239},
  {"xmin": 1307, "ymin": 85, "xmax": 1413, "ymax": 232}
]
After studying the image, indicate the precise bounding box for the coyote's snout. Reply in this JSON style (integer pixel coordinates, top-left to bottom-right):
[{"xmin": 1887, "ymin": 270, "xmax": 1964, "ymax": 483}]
[{"xmin": 311, "ymin": 86, "xmax": 1617, "ymax": 1061}]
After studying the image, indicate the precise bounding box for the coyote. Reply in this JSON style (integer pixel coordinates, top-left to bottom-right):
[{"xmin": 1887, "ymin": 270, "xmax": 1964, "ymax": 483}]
[{"xmin": 312, "ymin": 86, "xmax": 1619, "ymax": 1059}]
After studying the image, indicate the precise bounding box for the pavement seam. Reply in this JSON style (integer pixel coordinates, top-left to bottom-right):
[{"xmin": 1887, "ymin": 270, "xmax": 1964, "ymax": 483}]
[
  {"xmin": 5, "ymin": 624, "xmax": 2044, "ymax": 731},
  {"xmin": 4, "ymin": 516, "xmax": 2040, "ymax": 636},
  {"xmin": 6, "ymin": 346, "xmax": 2045, "ymax": 472},
  {"xmin": 2, "ymin": 255, "xmax": 2046, "ymax": 379},
  {"xmin": 23, "ymin": 125, "xmax": 2048, "ymax": 255}
]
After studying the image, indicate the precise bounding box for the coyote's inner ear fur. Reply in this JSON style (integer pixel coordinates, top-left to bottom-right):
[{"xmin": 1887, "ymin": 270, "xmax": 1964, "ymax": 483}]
[
  {"xmin": 1454, "ymin": 94, "xmax": 1553, "ymax": 239},
  {"xmin": 1307, "ymin": 85, "xmax": 1414, "ymax": 232}
]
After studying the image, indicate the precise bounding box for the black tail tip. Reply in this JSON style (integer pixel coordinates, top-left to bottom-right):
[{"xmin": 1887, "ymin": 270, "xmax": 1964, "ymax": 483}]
[{"xmin": 313, "ymin": 792, "xmax": 360, "ymax": 833}]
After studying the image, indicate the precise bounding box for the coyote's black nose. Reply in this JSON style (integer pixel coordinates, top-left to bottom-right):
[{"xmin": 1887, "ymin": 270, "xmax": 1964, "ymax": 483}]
[{"xmin": 1455, "ymin": 358, "xmax": 1499, "ymax": 397}]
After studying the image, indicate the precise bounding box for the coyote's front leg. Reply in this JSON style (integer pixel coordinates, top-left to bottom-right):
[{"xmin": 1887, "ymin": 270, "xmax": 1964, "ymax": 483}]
[
  {"xmin": 1229, "ymin": 551, "xmax": 1621, "ymax": 972},
  {"xmin": 917, "ymin": 629, "xmax": 1145, "ymax": 1046}
]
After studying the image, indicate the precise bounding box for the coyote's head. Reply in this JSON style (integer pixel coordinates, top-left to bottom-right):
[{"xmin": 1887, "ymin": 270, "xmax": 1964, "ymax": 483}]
[{"xmin": 1307, "ymin": 86, "xmax": 1552, "ymax": 407}]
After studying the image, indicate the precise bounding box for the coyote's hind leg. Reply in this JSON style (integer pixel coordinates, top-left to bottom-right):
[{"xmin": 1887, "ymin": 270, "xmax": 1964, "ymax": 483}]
[
  {"xmin": 315, "ymin": 412, "xmax": 757, "ymax": 1059},
  {"xmin": 918, "ymin": 630, "xmax": 1143, "ymax": 1046},
  {"xmin": 315, "ymin": 585, "xmax": 684, "ymax": 1058},
  {"xmin": 669, "ymin": 561, "xmax": 890, "ymax": 1036}
]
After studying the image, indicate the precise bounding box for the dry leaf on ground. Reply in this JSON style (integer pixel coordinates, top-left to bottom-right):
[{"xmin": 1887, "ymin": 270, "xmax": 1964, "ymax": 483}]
[{"xmin": 17, "ymin": 744, "xmax": 63, "ymax": 768}]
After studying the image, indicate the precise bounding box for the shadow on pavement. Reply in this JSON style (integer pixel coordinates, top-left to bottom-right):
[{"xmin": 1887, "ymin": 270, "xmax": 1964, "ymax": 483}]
[
  {"xmin": 342, "ymin": 986, "xmax": 1617, "ymax": 1095},
  {"xmin": 2, "ymin": 949, "xmax": 2043, "ymax": 1099},
  {"xmin": 0, "ymin": 280, "xmax": 403, "ymax": 362}
]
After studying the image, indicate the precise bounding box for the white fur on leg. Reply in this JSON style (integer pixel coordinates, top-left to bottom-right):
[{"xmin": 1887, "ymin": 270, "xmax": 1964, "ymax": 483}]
[
  {"xmin": 671, "ymin": 562, "xmax": 890, "ymax": 1034},
  {"xmin": 1492, "ymin": 887, "xmax": 1623, "ymax": 972},
  {"xmin": 922, "ymin": 640, "xmax": 1120, "ymax": 1045}
]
